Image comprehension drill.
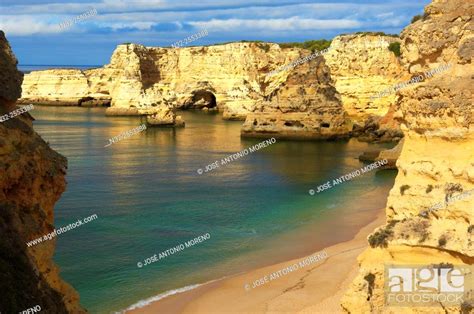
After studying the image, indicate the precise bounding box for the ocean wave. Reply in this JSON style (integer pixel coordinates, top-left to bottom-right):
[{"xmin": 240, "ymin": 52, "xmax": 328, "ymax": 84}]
[{"xmin": 118, "ymin": 277, "xmax": 224, "ymax": 313}]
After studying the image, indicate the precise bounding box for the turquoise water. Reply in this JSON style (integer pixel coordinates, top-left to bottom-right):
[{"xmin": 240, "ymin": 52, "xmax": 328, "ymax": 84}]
[{"xmin": 31, "ymin": 106, "xmax": 397, "ymax": 313}]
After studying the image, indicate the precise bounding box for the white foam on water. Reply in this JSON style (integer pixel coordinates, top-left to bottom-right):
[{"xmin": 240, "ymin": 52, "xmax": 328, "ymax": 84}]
[{"xmin": 118, "ymin": 277, "xmax": 225, "ymax": 313}]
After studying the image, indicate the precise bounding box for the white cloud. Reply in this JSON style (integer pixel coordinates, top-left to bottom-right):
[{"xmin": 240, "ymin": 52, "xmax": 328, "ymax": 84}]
[
  {"xmin": 106, "ymin": 21, "xmax": 155, "ymax": 31},
  {"xmin": 189, "ymin": 17, "xmax": 362, "ymax": 31},
  {"xmin": 100, "ymin": 0, "xmax": 165, "ymax": 11},
  {"xmin": 376, "ymin": 12, "xmax": 394, "ymax": 19},
  {"xmin": 0, "ymin": 16, "xmax": 62, "ymax": 35},
  {"xmin": 0, "ymin": 0, "xmax": 165, "ymax": 15}
]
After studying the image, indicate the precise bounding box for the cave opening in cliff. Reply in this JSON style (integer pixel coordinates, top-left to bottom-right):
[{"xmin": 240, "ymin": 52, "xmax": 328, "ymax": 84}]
[
  {"xmin": 78, "ymin": 96, "xmax": 111, "ymax": 107},
  {"xmin": 185, "ymin": 90, "xmax": 217, "ymax": 110}
]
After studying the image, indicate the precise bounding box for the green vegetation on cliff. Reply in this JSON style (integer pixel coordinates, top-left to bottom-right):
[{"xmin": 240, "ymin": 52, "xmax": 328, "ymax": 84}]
[
  {"xmin": 278, "ymin": 39, "xmax": 332, "ymax": 52},
  {"xmin": 388, "ymin": 42, "xmax": 401, "ymax": 57},
  {"xmin": 411, "ymin": 13, "xmax": 429, "ymax": 24}
]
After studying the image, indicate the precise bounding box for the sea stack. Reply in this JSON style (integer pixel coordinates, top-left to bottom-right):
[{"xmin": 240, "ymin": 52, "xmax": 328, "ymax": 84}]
[{"xmin": 241, "ymin": 53, "xmax": 351, "ymax": 140}]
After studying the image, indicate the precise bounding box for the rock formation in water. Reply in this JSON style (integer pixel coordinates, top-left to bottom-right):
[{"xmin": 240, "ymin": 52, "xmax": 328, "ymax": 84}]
[
  {"xmin": 0, "ymin": 31, "xmax": 86, "ymax": 313},
  {"xmin": 342, "ymin": 0, "xmax": 473, "ymax": 312},
  {"xmin": 146, "ymin": 105, "xmax": 185, "ymax": 127},
  {"xmin": 241, "ymin": 54, "xmax": 351, "ymax": 139},
  {"xmin": 20, "ymin": 42, "xmax": 306, "ymax": 124},
  {"xmin": 19, "ymin": 37, "xmax": 405, "ymax": 134}
]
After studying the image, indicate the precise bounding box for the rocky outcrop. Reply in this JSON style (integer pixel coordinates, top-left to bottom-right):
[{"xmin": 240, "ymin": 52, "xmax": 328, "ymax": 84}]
[
  {"xmin": 19, "ymin": 39, "xmax": 401, "ymax": 129},
  {"xmin": 241, "ymin": 54, "xmax": 351, "ymax": 139},
  {"xmin": 18, "ymin": 69, "xmax": 109, "ymax": 106},
  {"xmin": 0, "ymin": 31, "xmax": 86, "ymax": 313},
  {"xmin": 359, "ymin": 138, "xmax": 404, "ymax": 169},
  {"xmin": 0, "ymin": 32, "xmax": 23, "ymax": 109},
  {"xmin": 146, "ymin": 106, "xmax": 184, "ymax": 127},
  {"xmin": 325, "ymin": 34, "xmax": 406, "ymax": 119},
  {"xmin": 342, "ymin": 0, "xmax": 473, "ymax": 312},
  {"xmin": 20, "ymin": 43, "xmax": 304, "ymax": 122},
  {"xmin": 352, "ymin": 103, "xmax": 404, "ymax": 143}
]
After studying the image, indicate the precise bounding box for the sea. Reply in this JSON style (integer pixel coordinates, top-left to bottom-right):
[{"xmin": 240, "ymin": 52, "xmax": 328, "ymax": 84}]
[
  {"xmin": 30, "ymin": 106, "xmax": 397, "ymax": 313},
  {"xmin": 19, "ymin": 64, "xmax": 102, "ymax": 74}
]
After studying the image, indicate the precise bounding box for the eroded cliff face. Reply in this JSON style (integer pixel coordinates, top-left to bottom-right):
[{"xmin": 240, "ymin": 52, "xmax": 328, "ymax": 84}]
[
  {"xmin": 325, "ymin": 34, "xmax": 406, "ymax": 119},
  {"xmin": 341, "ymin": 0, "xmax": 473, "ymax": 312},
  {"xmin": 20, "ymin": 39, "xmax": 402, "ymax": 127},
  {"xmin": 20, "ymin": 43, "xmax": 304, "ymax": 120},
  {"xmin": 0, "ymin": 31, "xmax": 86, "ymax": 313},
  {"xmin": 241, "ymin": 55, "xmax": 351, "ymax": 139}
]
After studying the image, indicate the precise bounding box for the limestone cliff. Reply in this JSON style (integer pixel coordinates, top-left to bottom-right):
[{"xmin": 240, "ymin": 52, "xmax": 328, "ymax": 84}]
[
  {"xmin": 325, "ymin": 34, "xmax": 406, "ymax": 119},
  {"xmin": 19, "ymin": 42, "xmax": 304, "ymax": 121},
  {"xmin": 241, "ymin": 54, "xmax": 351, "ymax": 139},
  {"xmin": 19, "ymin": 39, "xmax": 400, "ymax": 129},
  {"xmin": 0, "ymin": 31, "xmax": 86, "ymax": 313},
  {"xmin": 341, "ymin": 0, "xmax": 473, "ymax": 312}
]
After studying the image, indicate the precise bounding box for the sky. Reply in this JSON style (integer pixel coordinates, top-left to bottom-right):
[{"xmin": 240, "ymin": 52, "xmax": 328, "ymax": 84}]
[{"xmin": 0, "ymin": 0, "xmax": 430, "ymax": 66}]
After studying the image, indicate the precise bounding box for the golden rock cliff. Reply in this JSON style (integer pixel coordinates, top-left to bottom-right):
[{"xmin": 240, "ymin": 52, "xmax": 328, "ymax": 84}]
[
  {"xmin": 325, "ymin": 34, "xmax": 406, "ymax": 119},
  {"xmin": 19, "ymin": 39, "xmax": 401, "ymax": 128},
  {"xmin": 241, "ymin": 54, "xmax": 351, "ymax": 139},
  {"xmin": 20, "ymin": 42, "xmax": 304, "ymax": 120},
  {"xmin": 341, "ymin": 0, "xmax": 473, "ymax": 312},
  {"xmin": 0, "ymin": 31, "xmax": 86, "ymax": 313}
]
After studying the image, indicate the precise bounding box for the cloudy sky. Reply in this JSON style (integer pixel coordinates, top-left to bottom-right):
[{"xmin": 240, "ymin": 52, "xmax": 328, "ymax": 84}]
[{"xmin": 1, "ymin": 0, "xmax": 430, "ymax": 65}]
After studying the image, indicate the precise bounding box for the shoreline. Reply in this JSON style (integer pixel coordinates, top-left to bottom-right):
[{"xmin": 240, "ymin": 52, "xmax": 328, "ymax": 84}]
[{"xmin": 126, "ymin": 207, "xmax": 386, "ymax": 314}]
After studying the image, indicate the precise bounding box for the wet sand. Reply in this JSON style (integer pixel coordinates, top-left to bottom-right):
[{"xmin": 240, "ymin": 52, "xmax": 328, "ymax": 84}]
[{"xmin": 127, "ymin": 206, "xmax": 386, "ymax": 314}]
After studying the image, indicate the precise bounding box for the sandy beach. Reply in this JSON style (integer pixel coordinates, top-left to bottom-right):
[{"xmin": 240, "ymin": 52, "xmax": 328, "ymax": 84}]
[{"xmin": 128, "ymin": 208, "xmax": 385, "ymax": 314}]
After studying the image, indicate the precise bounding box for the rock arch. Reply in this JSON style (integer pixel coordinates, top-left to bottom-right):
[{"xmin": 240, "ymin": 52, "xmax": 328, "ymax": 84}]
[{"xmin": 183, "ymin": 90, "xmax": 217, "ymax": 110}]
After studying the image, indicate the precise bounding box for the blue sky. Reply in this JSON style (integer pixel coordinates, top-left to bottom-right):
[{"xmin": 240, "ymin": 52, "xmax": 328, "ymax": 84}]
[{"xmin": 1, "ymin": 0, "xmax": 430, "ymax": 65}]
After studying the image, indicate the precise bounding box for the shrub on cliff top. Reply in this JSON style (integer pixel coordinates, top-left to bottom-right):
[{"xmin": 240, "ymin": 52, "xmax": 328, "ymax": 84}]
[
  {"xmin": 279, "ymin": 39, "xmax": 332, "ymax": 53},
  {"xmin": 411, "ymin": 12, "xmax": 429, "ymax": 24},
  {"xmin": 339, "ymin": 31, "xmax": 398, "ymax": 38},
  {"xmin": 388, "ymin": 42, "xmax": 401, "ymax": 57},
  {"xmin": 256, "ymin": 42, "xmax": 271, "ymax": 52},
  {"xmin": 355, "ymin": 31, "xmax": 398, "ymax": 37},
  {"xmin": 411, "ymin": 15, "xmax": 423, "ymax": 23}
]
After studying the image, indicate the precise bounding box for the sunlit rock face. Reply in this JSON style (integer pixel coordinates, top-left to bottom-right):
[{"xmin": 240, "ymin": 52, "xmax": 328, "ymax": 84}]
[
  {"xmin": 0, "ymin": 31, "xmax": 86, "ymax": 313},
  {"xmin": 20, "ymin": 42, "xmax": 304, "ymax": 119},
  {"xmin": 20, "ymin": 38, "xmax": 402, "ymax": 128},
  {"xmin": 241, "ymin": 55, "xmax": 351, "ymax": 140},
  {"xmin": 325, "ymin": 34, "xmax": 406, "ymax": 119},
  {"xmin": 341, "ymin": 1, "xmax": 474, "ymax": 312}
]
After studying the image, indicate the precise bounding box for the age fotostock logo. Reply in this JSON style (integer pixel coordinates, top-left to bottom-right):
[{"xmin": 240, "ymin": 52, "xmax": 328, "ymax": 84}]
[{"xmin": 385, "ymin": 264, "xmax": 473, "ymax": 307}]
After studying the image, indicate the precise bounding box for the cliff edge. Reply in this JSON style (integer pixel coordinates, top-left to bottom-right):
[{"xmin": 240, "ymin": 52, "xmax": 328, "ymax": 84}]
[
  {"xmin": 0, "ymin": 31, "xmax": 86, "ymax": 313},
  {"xmin": 341, "ymin": 0, "xmax": 473, "ymax": 312}
]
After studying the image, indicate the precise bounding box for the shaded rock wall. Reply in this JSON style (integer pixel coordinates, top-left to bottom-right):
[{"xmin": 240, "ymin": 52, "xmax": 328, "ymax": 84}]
[
  {"xmin": 0, "ymin": 31, "xmax": 86, "ymax": 313},
  {"xmin": 341, "ymin": 0, "xmax": 473, "ymax": 312}
]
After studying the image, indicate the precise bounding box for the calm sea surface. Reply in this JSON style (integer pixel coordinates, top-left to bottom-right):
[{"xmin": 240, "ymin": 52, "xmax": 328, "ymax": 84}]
[
  {"xmin": 19, "ymin": 64, "xmax": 101, "ymax": 73},
  {"xmin": 31, "ymin": 106, "xmax": 397, "ymax": 313}
]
